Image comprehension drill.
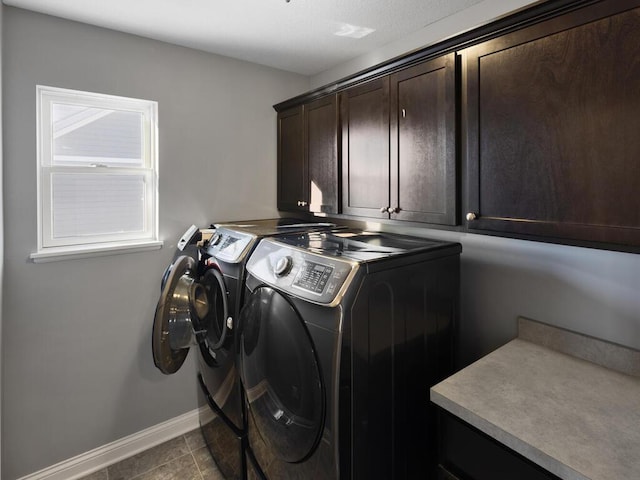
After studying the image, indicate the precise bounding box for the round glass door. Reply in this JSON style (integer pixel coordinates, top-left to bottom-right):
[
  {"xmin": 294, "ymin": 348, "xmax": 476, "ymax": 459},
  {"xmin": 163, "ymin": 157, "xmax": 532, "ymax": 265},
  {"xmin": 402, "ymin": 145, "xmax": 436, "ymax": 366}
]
[
  {"xmin": 197, "ymin": 267, "xmax": 231, "ymax": 366},
  {"xmin": 152, "ymin": 255, "xmax": 206, "ymax": 374},
  {"xmin": 239, "ymin": 286, "xmax": 324, "ymax": 463},
  {"xmin": 152, "ymin": 257, "xmax": 230, "ymax": 374}
]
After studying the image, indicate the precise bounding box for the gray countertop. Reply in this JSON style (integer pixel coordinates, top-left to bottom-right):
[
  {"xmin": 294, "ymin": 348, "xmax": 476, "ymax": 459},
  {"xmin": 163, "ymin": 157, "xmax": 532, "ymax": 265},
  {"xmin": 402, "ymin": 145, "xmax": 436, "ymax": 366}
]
[{"xmin": 430, "ymin": 318, "xmax": 640, "ymax": 480}]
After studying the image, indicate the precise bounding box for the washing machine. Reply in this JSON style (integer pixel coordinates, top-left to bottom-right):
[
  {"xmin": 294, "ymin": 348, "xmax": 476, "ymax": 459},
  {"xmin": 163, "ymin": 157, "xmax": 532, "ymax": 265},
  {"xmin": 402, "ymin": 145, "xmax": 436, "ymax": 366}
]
[
  {"xmin": 151, "ymin": 225, "xmax": 246, "ymax": 465},
  {"xmin": 238, "ymin": 228, "xmax": 461, "ymax": 479},
  {"xmin": 152, "ymin": 219, "xmax": 336, "ymax": 479}
]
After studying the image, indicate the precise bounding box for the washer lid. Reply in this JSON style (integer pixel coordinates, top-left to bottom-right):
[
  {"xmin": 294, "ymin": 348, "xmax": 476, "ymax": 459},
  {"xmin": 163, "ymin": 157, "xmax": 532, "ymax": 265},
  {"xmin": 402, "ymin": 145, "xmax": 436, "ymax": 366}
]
[{"xmin": 153, "ymin": 255, "xmax": 208, "ymax": 374}]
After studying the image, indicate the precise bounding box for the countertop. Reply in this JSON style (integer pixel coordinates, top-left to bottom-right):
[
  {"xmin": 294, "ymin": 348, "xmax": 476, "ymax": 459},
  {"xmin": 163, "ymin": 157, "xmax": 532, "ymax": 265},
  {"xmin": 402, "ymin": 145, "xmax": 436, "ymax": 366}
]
[{"xmin": 430, "ymin": 318, "xmax": 640, "ymax": 480}]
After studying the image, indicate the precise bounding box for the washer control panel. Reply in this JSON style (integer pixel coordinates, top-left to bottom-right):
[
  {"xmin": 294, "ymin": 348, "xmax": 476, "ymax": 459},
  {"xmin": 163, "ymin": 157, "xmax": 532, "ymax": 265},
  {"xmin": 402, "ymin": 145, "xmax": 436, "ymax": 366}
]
[
  {"xmin": 292, "ymin": 261, "xmax": 334, "ymax": 294},
  {"xmin": 246, "ymin": 239, "xmax": 358, "ymax": 306},
  {"xmin": 204, "ymin": 227, "xmax": 256, "ymax": 263}
]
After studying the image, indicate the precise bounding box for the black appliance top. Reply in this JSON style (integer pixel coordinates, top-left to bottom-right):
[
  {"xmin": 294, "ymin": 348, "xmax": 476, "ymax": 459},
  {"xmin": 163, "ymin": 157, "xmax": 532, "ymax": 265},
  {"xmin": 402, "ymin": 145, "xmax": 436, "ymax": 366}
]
[
  {"xmin": 205, "ymin": 218, "xmax": 337, "ymax": 264},
  {"xmin": 212, "ymin": 217, "xmax": 336, "ymax": 237},
  {"xmin": 272, "ymin": 228, "xmax": 460, "ymax": 263},
  {"xmin": 245, "ymin": 228, "xmax": 461, "ymax": 306}
]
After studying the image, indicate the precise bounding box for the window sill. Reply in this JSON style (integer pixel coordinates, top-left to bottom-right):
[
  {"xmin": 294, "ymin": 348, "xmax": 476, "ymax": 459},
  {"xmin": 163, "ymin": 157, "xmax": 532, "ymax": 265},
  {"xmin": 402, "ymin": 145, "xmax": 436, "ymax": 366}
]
[{"xmin": 30, "ymin": 240, "xmax": 164, "ymax": 263}]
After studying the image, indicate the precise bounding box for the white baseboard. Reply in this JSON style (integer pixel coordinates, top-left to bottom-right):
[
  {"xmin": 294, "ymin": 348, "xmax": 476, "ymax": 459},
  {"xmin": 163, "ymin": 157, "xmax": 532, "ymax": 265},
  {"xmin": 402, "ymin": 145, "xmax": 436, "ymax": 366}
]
[{"xmin": 18, "ymin": 407, "xmax": 208, "ymax": 480}]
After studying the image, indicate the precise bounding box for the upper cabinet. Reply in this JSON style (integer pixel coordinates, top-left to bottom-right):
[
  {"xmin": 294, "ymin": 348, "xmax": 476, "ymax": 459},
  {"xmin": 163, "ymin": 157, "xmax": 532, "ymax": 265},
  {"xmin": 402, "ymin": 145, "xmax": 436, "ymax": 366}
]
[
  {"xmin": 306, "ymin": 95, "xmax": 340, "ymax": 214},
  {"xmin": 464, "ymin": 0, "xmax": 640, "ymax": 249},
  {"xmin": 277, "ymin": 105, "xmax": 305, "ymax": 212},
  {"xmin": 340, "ymin": 77, "xmax": 391, "ymax": 219},
  {"xmin": 340, "ymin": 53, "xmax": 457, "ymax": 224},
  {"xmin": 276, "ymin": 0, "xmax": 640, "ymax": 252},
  {"xmin": 390, "ymin": 54, "xmax": 456, "ymax": 224},
  {"xmin": 277, "ymin": 96, "xmax": 339, "ymax": 214}
]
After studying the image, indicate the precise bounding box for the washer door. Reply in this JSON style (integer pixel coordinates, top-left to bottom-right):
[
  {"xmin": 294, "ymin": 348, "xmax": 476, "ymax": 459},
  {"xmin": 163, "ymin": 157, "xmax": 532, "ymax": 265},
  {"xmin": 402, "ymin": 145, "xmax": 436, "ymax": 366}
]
[{"xmin": 239, "ymin": 286, "xmax": 324, "ymax": 463}]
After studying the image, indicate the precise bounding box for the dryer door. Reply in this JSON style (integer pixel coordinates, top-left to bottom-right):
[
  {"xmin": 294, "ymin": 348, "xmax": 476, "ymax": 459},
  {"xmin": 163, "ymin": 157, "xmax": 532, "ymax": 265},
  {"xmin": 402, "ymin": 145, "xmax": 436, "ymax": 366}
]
[
  {"xmin": 197, "ymin": 267, "xmax": 231, "ymax": 367},
  {"xmin": 239, "ymin": 286, "xmax": 324, "ymax": 463},
  {"xmin": 153, "ymin": 255, "xmax": 211, "ymax": 374},
  {"xmin": 153, "ymin": 256, "xmax": 233, "ymax": 375},
  {"xmin": 152, "ymin": 255, "xmax": 231, "ymax": 374}
]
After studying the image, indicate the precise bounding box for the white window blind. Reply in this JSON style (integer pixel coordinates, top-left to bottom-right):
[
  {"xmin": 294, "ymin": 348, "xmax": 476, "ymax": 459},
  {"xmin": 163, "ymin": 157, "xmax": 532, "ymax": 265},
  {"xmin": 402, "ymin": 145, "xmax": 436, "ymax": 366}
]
[
  {"xmin": 51, "ymin": 173, "xmax": 146, "ymax": 238},
  {"xmin": 34, "ymin": 86, "xmax": 160, "ymax": 261}
]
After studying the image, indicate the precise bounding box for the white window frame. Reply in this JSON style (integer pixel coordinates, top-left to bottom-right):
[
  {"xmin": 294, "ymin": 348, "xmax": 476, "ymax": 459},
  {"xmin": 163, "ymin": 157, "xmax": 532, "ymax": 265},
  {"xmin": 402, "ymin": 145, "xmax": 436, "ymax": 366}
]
[{"xmin": 31, "ymin": 86, "xmax": 162, "ymax": 263}]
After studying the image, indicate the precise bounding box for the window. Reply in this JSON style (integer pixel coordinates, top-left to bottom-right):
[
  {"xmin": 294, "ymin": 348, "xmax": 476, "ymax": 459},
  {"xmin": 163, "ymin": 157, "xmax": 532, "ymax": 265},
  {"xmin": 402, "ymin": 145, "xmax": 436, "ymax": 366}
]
[{"xmin": 32, "ymin": 86, "xmax": 161, "ymax": 262}]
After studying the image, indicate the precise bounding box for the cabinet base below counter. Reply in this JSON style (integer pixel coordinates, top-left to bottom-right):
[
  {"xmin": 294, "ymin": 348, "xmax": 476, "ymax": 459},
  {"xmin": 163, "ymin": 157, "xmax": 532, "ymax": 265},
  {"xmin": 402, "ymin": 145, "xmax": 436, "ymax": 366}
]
[{"xmin": 437, "ymin": 412, "xmax": 560, "ymax": 480}]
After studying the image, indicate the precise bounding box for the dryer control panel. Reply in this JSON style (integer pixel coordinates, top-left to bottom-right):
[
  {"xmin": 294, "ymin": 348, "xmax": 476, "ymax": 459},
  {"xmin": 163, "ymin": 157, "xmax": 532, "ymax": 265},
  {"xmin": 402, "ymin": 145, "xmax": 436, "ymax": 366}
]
[
  {"xmin": 246, "ymin": 239, "xmax": 358, "ymax": 306},
  {"xmin": 204, "ymin": 227, "xmax": 257, "ymax": 264}
]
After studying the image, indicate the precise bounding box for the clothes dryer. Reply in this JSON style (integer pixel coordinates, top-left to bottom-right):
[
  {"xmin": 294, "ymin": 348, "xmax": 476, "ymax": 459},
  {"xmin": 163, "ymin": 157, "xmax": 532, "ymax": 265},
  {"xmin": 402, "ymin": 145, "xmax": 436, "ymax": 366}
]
[{"xmin": 238, "ymin": 229, "xmax": 461, "ymax": 479}]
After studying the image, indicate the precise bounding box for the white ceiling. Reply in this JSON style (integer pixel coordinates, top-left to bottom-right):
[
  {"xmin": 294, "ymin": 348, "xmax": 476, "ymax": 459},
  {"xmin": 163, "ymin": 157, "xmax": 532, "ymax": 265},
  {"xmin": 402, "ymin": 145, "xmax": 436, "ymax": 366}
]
[{"xmin": 2, "ymin": 0, "xmax": 485, "ymax": 75}]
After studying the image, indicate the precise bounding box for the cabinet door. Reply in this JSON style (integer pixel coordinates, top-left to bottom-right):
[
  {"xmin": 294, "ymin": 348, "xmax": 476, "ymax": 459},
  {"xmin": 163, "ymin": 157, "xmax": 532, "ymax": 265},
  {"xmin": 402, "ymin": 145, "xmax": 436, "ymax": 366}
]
[
  {"xmin": 340, "ymin": 78, "xmax": 390, "ymax": 218},
  {"xmin": 277, "ymin": 106, "xmax": 307, "ymax": 212},
  {"xmin": 390, "ymin": 53, "xmax": 457, "ymax": 225},
  {"xmin": 439, "ymin": 412, "xmax": 561, "ymax": 480},
  {"xmin": 306, "ymin": 95, "xmax": 340, "ymax": 214},
  {"xmin": 464, "ymin": 1, "xmax": 640, "ymax": 249}
]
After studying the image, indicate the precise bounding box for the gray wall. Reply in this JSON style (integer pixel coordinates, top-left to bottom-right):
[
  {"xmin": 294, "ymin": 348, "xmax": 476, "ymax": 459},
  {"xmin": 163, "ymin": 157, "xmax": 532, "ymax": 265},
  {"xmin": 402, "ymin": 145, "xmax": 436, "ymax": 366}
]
[
  {"xmin": 375, "ymin": 224, "xmax": 640, "ymax": 365},
  {"xmin": 0, "ymin": 2, "xmax": 4, "ymax": 477},
  {"xmin": 311, "ymin": 0, "xmax": 640, "ymax": 364},
  {"xmin": 2, "ymin": 7, "xmax": 308, "ymax": 479}
]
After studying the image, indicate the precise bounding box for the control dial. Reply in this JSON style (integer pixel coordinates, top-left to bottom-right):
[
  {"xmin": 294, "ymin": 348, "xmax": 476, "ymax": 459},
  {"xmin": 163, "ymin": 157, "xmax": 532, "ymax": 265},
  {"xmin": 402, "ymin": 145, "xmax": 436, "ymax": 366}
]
[
  {"xmin": 210, "ymin": 233, "xmax": 222, "ymax": 246},
  {"xmin": 274, "ymin": 256, "xmax": 293, "ymax": 277}
]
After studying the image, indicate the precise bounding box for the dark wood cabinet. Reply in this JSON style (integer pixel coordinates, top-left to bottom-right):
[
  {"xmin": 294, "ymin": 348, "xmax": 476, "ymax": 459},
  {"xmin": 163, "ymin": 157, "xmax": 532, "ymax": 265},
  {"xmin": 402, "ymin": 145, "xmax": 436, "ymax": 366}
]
[
  {"xmin": 277, "ymin": 97, "xmax": 339, "ymax": 214},
  {"xmin": 276, "ymin": 0, "xmax": 640, "ymax": 252},
  {"xmin": 438, "ymin": 412, "xmax": 561, "ymax": 480},
  {"xmin": 340, "ymin": 53, "xmax": 457, "ymax": 224},
  {"xmin": 464, "ymin": 0, "xmax": 640, "ymax": 249},
  {"xmin": 390, "ymin": 54, "xmax": 457, "ymax": 224},
  {"xmin": 340, "ymin": 77, "xmax": 391, "ymax": 219},
  {"xmin": 305, "ymin": 95, "xmax": 340, "ymax": 214},
  {"xmin": 277, "ymin": 106, "xmax": 305, "ymax": 212}
]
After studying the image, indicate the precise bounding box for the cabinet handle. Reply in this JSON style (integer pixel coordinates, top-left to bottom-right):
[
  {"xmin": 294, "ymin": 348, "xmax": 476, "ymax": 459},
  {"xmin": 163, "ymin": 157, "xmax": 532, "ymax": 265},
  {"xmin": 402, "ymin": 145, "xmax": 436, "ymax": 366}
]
[
  {"xmin": 388, "ymin": 207, "xmax": 399, "ymax": 214},
  {"xmin": 401, "ymin": 108, "xmax": 406, "ymax": 118},
  {"xmin": 380, "ymin": 206, "xmax": 389, "ymax": 213},
  {"xmin": 466, "ymin": 212, "xmax": 478, "ymax": 221},
  {"xmin": 298, "ymin": 201, "xmax": 308, "ymax": 207}
]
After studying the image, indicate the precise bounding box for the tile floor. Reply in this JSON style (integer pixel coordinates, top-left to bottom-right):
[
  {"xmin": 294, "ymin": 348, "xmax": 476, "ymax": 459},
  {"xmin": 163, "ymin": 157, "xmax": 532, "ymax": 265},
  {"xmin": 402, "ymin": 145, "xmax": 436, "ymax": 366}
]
[{"xmin": 78, "ymin": 429, "xmax": 225, "ymax": 480}]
